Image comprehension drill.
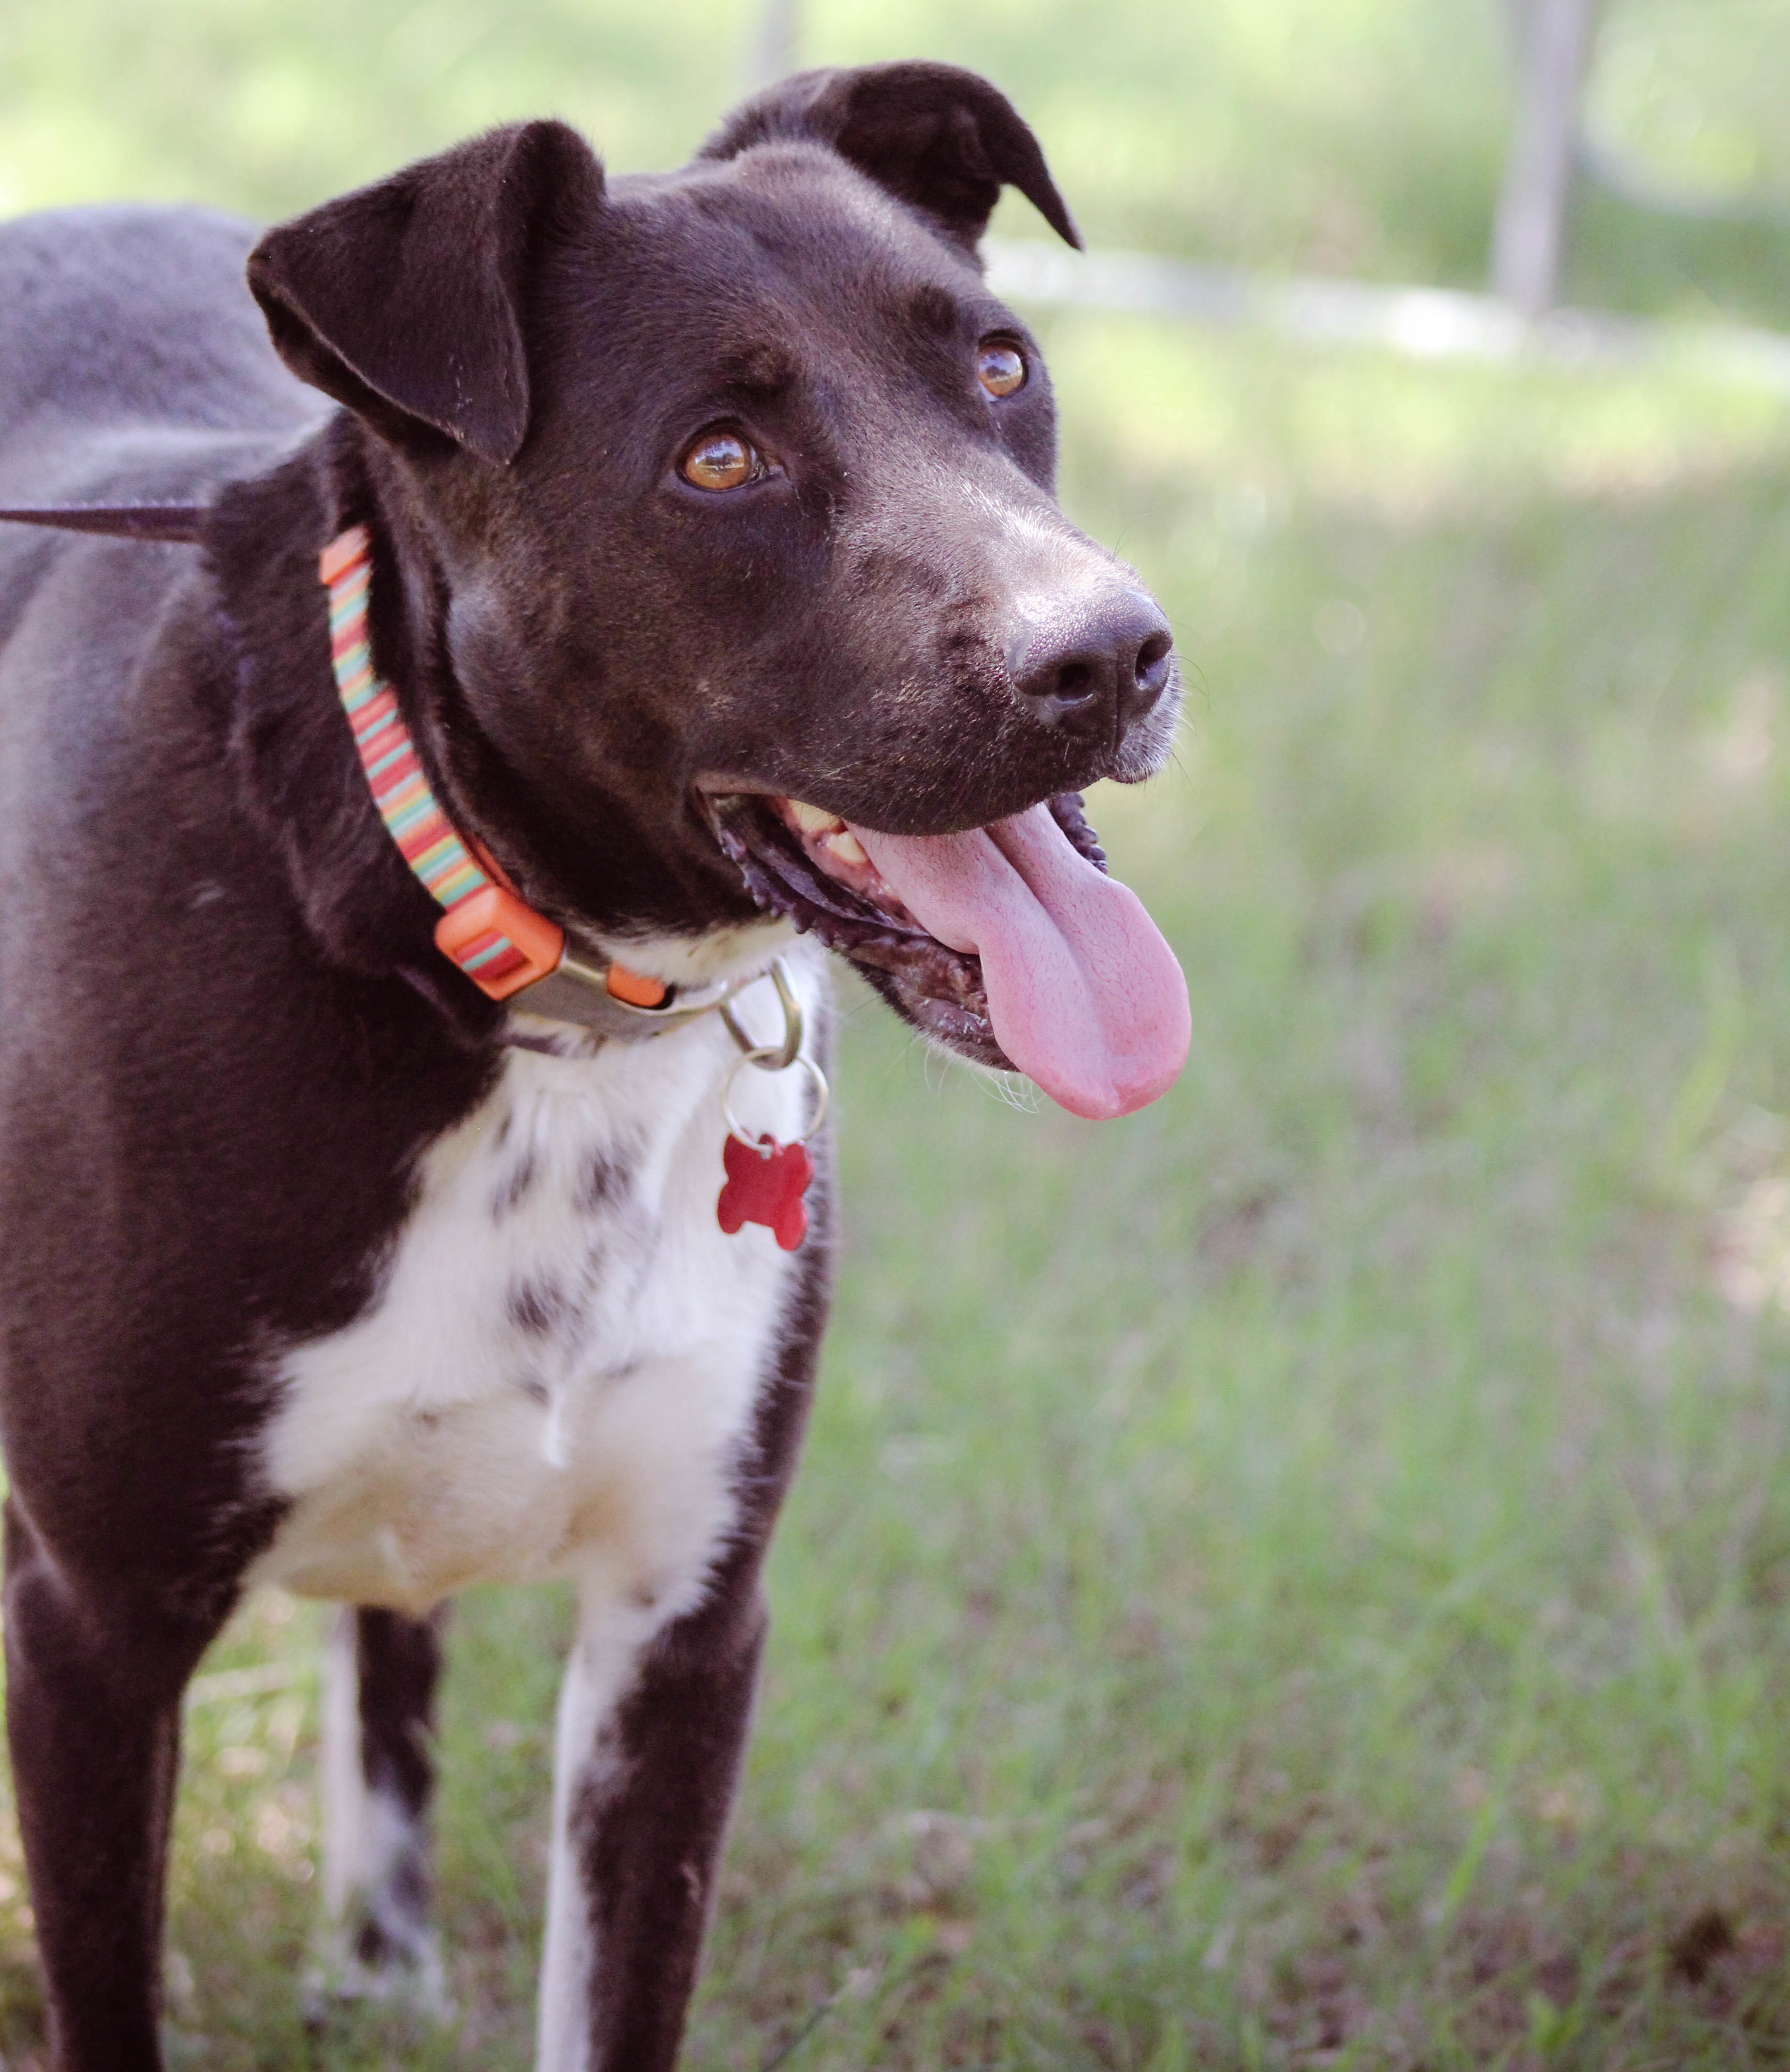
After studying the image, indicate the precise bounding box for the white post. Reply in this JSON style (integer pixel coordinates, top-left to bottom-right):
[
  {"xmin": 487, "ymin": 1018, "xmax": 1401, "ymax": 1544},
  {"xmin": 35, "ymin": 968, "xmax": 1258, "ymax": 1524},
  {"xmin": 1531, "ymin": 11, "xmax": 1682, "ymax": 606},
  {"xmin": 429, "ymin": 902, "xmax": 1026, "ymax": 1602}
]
[
  {"xmin": 1490, "ymin": 0, "xmax": 1600, "ymax": 318},
  {"xmin": 744, "ymin": 0, "xmax": 801, "ymax": 94}
]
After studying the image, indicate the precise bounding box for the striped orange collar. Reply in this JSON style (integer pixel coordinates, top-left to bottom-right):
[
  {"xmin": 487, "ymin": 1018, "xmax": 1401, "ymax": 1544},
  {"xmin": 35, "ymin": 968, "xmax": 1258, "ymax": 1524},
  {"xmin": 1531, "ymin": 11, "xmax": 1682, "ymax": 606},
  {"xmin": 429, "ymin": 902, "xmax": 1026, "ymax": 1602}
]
[{"xmin": 321, "ymin": 525, "xmax": 718, "ymax": 1031}]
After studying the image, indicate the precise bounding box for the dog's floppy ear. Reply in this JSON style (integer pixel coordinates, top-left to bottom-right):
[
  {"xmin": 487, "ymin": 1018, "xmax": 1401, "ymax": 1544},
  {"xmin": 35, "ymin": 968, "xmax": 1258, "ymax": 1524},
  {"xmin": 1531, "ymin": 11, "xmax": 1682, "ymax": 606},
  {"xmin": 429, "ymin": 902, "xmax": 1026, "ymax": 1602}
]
[
  {"xmin": 701, "ymin": 61, "xmax": 1080, "ymax": 255},
  {"xmin": 248, "ymin": 121, "xmax": 603, "ymax": 466}
]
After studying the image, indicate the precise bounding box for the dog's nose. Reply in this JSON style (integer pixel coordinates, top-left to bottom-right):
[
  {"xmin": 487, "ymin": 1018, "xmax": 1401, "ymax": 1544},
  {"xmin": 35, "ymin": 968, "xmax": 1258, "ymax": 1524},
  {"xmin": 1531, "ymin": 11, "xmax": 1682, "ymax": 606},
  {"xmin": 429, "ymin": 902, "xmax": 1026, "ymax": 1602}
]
[{"xmin": 1006, "ymin": 587, "xmax": 1175, "ymax": 742}]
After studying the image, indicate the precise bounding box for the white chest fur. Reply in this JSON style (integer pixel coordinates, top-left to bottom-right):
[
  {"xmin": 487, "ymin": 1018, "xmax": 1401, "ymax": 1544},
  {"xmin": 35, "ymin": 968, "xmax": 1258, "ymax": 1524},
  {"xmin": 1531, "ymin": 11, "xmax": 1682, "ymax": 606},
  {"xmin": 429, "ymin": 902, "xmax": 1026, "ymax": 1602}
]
[{"xmin": 249, "ymin": 955, "xmax": 824, "ymax": 1622}]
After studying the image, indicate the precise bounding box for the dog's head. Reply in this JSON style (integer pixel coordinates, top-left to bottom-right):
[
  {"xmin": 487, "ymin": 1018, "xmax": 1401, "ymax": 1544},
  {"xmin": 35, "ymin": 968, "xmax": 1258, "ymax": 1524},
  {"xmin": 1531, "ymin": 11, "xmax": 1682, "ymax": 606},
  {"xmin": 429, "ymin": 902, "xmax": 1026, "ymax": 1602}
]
[{"xmin": 247, "ymin": 63, "xmax": 1189, "ymax": 1118}]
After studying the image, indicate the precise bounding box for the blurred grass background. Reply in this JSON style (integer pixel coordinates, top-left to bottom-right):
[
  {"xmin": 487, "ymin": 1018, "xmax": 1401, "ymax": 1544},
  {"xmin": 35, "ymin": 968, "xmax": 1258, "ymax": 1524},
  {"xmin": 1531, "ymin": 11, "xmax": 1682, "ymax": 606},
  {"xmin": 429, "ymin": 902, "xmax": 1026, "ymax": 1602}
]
[{"xmin": 8, "ymin": 0, "xmax": 1790, "ymax": 2065}]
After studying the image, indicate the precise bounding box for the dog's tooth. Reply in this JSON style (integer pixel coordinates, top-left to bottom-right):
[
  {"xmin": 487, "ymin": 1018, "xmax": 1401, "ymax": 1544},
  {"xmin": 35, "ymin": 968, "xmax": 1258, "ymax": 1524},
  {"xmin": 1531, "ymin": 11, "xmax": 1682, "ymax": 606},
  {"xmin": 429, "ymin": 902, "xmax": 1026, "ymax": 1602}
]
[
  {"xmin": 822, "ymin": 830, "xmax": 869, "ymax": 868},
  {"xmin": 786, "ymin": 799, "xmax": 843, "ymax": 835}
]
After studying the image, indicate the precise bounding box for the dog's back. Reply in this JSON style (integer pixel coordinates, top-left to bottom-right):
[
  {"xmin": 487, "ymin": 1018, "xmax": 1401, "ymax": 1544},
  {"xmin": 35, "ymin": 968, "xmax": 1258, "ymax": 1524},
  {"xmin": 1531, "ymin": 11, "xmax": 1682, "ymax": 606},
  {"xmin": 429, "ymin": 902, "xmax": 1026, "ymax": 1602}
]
[{"xmin": 0, "ymin": 206, "xmax": 321, "ymax": 509}]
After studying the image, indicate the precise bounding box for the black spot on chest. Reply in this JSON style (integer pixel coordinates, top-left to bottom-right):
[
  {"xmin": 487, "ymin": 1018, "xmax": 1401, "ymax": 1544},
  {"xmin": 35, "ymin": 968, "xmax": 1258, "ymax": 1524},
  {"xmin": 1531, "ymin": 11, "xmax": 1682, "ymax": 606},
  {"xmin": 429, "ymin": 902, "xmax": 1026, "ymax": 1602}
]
[
  {"xmin": 491, "ymin": 1149, "xmax": 540, "ymax": 1219},
  {"xmin": 577, "ymin": 1144, "xmax": 633, "ymax": 1214},
  {"xmin": 508, "ymin": 1278, "xmax": 568, "ymax": 1335}
]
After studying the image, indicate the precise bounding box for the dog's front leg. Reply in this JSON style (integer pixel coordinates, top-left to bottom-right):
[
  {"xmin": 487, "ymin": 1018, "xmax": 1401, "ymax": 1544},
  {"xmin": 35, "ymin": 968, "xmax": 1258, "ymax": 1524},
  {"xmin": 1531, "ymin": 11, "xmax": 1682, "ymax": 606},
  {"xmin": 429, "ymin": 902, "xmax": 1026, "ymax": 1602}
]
[
  {"xmin": 2, "ymin": 1498, "xmax": 224, "ymax": 2069},
  {"xmin": 537, "ymin": 1579, "xmax": 767, "ymax": 2072}
]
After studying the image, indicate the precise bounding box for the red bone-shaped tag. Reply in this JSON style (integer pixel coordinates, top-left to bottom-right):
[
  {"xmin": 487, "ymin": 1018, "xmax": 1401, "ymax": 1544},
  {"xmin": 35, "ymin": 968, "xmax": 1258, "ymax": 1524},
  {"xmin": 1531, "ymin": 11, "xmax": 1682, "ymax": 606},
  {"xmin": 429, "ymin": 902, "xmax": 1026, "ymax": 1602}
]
[{"xmin": 717, "ymin": 1133, "xmax": 813, "ymax": 1251}]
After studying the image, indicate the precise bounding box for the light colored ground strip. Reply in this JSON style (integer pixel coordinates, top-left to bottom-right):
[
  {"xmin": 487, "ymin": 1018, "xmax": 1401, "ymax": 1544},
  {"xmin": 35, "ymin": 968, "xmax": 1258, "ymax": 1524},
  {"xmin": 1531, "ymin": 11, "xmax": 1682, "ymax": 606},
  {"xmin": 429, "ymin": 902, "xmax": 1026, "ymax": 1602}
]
[
  {"xmin": 184, "ymin": 1661, "xmax": 302, "ymax": 1706},
  {"xmin": 320, "ymin": 1611, "xmax": 362, "ymax": 1926},
  {"xmin": 985, "ymin": 238, "xmax": 1790, "ymax": 395}
]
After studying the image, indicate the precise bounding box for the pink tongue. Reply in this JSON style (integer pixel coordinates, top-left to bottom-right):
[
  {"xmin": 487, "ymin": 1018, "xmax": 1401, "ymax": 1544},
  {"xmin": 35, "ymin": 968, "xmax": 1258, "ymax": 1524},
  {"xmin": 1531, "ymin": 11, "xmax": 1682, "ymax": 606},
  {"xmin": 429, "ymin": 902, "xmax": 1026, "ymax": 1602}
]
[{"xmin": 845, "ymin": 804, "xmax": 1191, "ymax": 1120}]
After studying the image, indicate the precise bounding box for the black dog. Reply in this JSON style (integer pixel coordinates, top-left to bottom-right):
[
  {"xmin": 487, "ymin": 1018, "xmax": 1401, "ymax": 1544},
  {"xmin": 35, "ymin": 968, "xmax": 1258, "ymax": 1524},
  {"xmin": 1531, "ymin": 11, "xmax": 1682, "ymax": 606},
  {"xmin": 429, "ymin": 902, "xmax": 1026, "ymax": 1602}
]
[{"xmin": 0, "ymin": 61, "xmax": 1188, "ymax": 2068}]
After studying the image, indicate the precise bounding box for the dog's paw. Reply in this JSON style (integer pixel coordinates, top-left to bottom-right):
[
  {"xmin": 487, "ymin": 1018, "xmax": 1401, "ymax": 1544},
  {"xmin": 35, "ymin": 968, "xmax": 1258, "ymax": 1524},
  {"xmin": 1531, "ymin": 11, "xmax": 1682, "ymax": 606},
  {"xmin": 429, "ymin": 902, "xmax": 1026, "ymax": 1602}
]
[{"xmin": 301, "ymin": 1917, "xmax": 454, "ymax": 2032}]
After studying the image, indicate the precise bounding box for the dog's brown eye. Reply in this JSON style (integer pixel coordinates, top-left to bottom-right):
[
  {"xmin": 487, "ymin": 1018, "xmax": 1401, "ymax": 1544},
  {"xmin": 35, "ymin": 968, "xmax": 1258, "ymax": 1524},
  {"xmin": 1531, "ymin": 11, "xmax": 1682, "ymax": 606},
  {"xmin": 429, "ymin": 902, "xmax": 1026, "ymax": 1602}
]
[
  {"xmin": 977, "ymin": 341, "xmax": 1027, "ymax": 398},
  {"xmin": 681, "ymin": 430, "xmax": 759, "ymax": 492}
]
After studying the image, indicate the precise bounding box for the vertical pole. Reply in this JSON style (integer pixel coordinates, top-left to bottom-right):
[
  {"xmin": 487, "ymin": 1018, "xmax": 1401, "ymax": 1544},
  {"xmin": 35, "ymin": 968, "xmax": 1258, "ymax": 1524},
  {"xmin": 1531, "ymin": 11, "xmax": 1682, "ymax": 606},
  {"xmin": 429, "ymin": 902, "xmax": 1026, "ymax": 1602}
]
[
  {"xmin": 1490, "ymin": 0, "xmax": 1599, "ymax": 318},
  {"xmin": 744, "ymin": 0, "xmax": 801, "ymax": 94}
]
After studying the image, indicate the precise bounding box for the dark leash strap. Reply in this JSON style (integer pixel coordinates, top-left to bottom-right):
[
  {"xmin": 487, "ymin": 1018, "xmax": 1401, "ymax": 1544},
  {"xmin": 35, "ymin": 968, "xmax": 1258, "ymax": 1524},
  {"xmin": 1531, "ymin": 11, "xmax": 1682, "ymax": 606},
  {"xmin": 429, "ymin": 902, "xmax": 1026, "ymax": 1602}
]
[{"xmin": 0, "ymin": 503, "xmax": 209, "ymax": 543}]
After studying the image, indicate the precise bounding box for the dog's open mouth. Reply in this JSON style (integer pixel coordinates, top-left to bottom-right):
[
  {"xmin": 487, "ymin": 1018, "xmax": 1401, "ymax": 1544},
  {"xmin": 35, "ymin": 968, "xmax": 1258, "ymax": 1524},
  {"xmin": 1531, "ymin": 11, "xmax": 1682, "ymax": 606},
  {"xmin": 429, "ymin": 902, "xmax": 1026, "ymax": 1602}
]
[{"xmin": 703, "ymin": 790, "xmax": 1190, "ymax": 1120}]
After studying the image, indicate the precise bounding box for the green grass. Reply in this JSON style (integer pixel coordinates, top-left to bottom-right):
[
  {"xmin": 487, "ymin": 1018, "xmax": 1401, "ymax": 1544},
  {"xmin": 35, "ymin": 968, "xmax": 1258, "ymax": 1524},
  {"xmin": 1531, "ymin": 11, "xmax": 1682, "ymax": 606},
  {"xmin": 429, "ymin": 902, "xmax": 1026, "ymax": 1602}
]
[{"xmin": 11, "ymin": 3, "xmax": 1790, "ymax": 2066}]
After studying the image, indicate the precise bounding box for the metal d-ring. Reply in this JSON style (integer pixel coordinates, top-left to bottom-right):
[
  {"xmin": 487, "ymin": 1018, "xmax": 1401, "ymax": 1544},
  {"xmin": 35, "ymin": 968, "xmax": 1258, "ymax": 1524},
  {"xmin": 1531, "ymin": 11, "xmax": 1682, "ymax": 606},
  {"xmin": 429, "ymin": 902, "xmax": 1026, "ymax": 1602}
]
[
  {"xmin": 723, "ymin": 1051, "xmax": 830, "ymax": 1149},
  {"xmin": 720, "ymin": 957, "xmax": 803, "ymax": 1072}
]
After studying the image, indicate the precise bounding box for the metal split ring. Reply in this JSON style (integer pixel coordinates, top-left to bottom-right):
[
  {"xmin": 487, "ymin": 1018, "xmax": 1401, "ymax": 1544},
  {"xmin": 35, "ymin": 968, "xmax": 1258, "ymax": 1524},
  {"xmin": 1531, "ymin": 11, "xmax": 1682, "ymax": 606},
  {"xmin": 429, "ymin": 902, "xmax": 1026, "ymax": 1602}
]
[
  {"xmin": 723, "ymin": 1051, "xmax": 830, "ymax": 1149},
  {"xmin": 718, "ymin": 958, "xmax": 829, "ymax": 1145}
]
